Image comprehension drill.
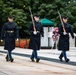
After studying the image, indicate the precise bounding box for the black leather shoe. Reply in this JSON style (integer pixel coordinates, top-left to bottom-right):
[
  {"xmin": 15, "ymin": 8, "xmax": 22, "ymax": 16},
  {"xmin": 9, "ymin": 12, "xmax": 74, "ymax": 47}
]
[
  {"xmin": 10, "ymin": 58, "xmax": 14, "ymax": 62},
  {"xmin": 6, "ymin": 58, "xmax": 9, "ymax": 62},
  {"xmin": 5, "ymin": 56, "xmax": 10, "ymax": 62},
  {"xmin": 36, "ymin": 58, "xmax": 40, "ymax": 62},
  {"xmin": 65, "ymin": 59, "xmax": 69, "ymax": 62},
  {"xmin": 59, "ymin": 53, "xmax": 63, "ymax": 62},
  {"xmin": 59, "ymin": 56, "xmax": 63, "ymax": 62},
  {"xmin": 30, "ymin": 58, "xmax": 35, "ymax": 62}
]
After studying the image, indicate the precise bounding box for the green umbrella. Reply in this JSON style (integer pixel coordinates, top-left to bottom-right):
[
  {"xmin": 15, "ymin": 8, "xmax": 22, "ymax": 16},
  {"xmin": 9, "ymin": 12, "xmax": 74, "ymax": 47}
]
[{"xmin": 40, "ymin": 18, "xmax": 54, "ymax": 26}]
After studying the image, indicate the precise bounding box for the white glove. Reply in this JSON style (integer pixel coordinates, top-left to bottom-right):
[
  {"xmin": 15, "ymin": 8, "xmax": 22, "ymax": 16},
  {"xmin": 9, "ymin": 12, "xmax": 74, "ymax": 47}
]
[
  {"xmin": 42, "ymin": 37, "xmax": 44, "ymax": 39},
  {"xmin": 33, "ymin": 31, "xmax": 37, "ymax": 35},
  {"xmin": 16, "ymin": 38, "xmax": 19, "ymax": 41},
  {"xmin": 1, "ymin": 40, "xmax": 3, "ymax": 42},
  {"xmin": 41, "ymin": 37, "xmax": 44, "ymax": 40},
  {"xmin": 63, "ymin": 32, "xmax": 67, "ymax": 35}
]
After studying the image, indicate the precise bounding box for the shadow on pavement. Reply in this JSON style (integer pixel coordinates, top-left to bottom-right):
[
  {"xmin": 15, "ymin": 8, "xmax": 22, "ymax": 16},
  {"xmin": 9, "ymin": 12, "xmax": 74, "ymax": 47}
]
[{"xmin": 0, "ymin": 51, "xmax": 76, "ymax": 66}]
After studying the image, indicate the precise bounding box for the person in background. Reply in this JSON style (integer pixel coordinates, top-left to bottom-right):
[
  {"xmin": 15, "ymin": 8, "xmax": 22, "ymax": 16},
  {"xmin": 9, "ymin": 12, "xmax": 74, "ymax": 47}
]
[{"xmin": 1, "ymin": 15, "xmax": 19, "ymax": 62}]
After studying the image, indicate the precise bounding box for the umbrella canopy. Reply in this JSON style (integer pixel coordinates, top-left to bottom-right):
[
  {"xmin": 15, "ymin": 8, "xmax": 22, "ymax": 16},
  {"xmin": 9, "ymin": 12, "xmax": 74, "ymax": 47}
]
[{"xmin": 40, "ymin": 18, "xmax": 54, "ymax": 26}]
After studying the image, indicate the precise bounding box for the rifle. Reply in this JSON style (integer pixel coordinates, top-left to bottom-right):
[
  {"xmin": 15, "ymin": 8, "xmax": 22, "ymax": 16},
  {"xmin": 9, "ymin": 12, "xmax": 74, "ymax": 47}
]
[
  {"xmin": 58, "ymin": 11, "xmax": 66, "ymax": 32},
  {"xmin": 29, "ymin": 7, "xmax": 36, "ymax": 31}
]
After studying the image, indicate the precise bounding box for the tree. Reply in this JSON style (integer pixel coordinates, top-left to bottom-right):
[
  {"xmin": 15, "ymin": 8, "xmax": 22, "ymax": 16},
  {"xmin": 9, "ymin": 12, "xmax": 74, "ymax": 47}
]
[
  {"xmin": 0, "ymin": 0, "xmax": 76, "ymax": 38},
  {"xmin": 0, "ymin": 0, "xmax": 29, "ymax": 38}
]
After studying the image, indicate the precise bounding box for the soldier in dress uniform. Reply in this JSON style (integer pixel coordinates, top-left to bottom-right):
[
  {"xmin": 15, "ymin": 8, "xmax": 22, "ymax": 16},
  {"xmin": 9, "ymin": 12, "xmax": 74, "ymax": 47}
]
[
  {"xmin": 1, "ymin": 15, "xmax": 19, "ymax": 62},
  {"xmin": 29, "ymin": 14, "xmax": 44, "ymax": 62},
  {"xmin": 58, "ymin": 16, "xmax": 74, "ymax": 62}
]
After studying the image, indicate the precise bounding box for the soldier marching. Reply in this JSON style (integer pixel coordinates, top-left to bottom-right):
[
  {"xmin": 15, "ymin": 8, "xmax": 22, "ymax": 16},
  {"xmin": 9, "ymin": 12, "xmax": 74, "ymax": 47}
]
[
  {"xmin": 58, "ymin": 15, "xmax": 74, "ymax": 62},
  {"xmin": 0, "ymin": 10, "xmax": 75, "ymax": 63},
  {"xmin": 0, "ymin": 15, "xmax": 19, "ymax": 62},
  {"xmin": 29, "ymin": 14, "xmax": 44, "ymax": 62}
]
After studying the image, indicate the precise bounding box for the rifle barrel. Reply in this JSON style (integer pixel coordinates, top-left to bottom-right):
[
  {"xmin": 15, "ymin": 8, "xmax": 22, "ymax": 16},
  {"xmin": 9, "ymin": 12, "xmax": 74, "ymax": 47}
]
[
  {"xmin": 58, "ymin": 11, "xmax": 66, "ymax": 32},
  {"xmin": 29, "ymin": 7, "xmax": 36, "ymax": 31}
]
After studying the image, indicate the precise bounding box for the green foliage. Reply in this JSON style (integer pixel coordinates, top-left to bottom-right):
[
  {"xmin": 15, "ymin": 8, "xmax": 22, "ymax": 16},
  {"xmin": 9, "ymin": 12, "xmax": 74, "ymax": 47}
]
[{"xmin": 0, "ymin": 0, "xmax": 76, "ymax": 38}]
